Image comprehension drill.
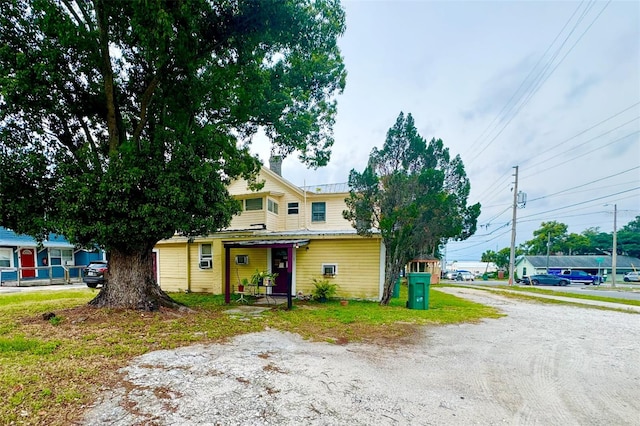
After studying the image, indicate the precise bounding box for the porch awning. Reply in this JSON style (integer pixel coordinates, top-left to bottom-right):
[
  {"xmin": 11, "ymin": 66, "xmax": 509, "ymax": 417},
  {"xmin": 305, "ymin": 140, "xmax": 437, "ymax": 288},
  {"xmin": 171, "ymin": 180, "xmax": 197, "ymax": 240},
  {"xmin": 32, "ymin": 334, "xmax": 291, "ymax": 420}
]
[{"xmin": 223, "ymin": 239, "xmax": 310, "ymax": 249}]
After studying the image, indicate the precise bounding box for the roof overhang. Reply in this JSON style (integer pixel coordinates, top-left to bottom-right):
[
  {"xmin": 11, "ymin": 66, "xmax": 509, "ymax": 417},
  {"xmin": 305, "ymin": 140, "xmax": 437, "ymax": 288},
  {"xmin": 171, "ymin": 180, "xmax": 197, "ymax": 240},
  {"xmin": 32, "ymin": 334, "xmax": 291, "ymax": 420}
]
[{"xmin": 223, "ymin": 239, "xmax": 310, "ymax": 249}]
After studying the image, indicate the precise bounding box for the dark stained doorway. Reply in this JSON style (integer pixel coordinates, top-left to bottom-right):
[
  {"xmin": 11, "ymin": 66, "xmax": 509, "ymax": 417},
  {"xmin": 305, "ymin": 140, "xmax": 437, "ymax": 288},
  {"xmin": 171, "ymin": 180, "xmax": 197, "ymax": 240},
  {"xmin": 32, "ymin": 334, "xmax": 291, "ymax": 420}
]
[{"xmin": 271, "ymin": 248, "xmax": 289, "ymax": 294}]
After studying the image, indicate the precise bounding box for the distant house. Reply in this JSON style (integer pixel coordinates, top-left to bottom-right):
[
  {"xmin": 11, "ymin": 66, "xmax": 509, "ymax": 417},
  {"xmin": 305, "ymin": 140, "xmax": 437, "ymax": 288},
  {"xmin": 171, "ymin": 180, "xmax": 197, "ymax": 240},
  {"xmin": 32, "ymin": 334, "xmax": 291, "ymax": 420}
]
[
  {"xmin": 515, "ymin": 255, "xmax": 640, "ymax": 281},
  {"xmin": 0, "ymin": 227, "xmax": 104, "ymax": 286},
  {"xmin": 155, "ymin": 164, "xmax": 385, "ymax": 302}
]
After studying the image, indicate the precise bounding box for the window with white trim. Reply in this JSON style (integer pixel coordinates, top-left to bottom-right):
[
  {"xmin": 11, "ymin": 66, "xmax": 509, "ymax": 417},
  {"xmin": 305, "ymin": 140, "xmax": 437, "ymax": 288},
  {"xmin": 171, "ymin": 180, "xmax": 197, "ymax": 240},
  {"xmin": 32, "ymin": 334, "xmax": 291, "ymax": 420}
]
[
  {"xmin": 199, "ymin": 243, "xmax": 213, "ymax": 269},
  {"xmin": 322, "ymin": 263, "xmax": 337, "ymax": 276},
  {"xmin": 200, "ymin": 244, "xmax": 212, "ymax": 261},
  {"xmin": 245, "ymin": 198, "xmax": 263, "ymax": 211},
  {"xmin": 287, "ymin": 202, "xmax": 299, "ymax": 214},
  {"xmin": 267, "ymin": 199, "xmax": 279, "ymax": 214},
  {"xmin": 0, "ymin": 248, "xmax": 12, "ymax": 268},
  {"xmin": 311, "ymin": 202, "xmax": 326, "ymax": 222},
  {"xmin": 50, "ymin": 249, "xmax": 73, "ymax": 265}
]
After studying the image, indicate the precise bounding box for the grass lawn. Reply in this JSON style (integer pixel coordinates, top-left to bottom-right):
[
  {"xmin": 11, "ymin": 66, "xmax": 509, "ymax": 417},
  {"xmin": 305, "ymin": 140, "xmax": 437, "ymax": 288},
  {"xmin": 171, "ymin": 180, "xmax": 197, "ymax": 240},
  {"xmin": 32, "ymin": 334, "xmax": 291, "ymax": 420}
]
[{"xmin": 0, "ymin": 285, "xmax": 501, "ymax": 426}]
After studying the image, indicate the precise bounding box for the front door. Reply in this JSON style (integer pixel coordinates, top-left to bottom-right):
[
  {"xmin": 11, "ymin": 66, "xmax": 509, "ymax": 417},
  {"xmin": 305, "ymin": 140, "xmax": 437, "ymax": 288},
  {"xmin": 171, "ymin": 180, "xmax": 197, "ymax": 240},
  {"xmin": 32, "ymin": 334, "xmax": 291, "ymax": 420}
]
[
  {"xmin": 271, "ymin": 248, "xmax": 290, "ymax": 294},
  {"xmin": 20, "ymin": 248, "xmax": 36, "ymax": 278}
]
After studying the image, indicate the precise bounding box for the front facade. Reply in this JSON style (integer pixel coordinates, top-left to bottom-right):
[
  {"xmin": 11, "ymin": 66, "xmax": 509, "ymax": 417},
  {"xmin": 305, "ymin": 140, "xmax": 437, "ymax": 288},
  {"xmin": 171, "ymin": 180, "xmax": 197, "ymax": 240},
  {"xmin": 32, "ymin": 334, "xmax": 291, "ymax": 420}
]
[
  {"xmin": 0, "ymin": 227, "xmax": 105, "ymax": 285},
  {"xmin": 155, "ymin": 167, "xmax": 385, "ymax": 300},
  {"xmin": 515, "ymin": 255, "xmax": 640, "ymax": 282}
]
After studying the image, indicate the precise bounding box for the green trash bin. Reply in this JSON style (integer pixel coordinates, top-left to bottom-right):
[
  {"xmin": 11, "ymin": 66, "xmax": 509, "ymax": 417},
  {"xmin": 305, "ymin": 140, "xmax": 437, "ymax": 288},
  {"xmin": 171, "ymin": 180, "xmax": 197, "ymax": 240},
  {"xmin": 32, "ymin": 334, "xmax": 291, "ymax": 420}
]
[
  {"xmin": 392, "ymin": 278, "xmax": 401, "ymax": 298},
  {"xmin": 407, "ymin": 272, "xmax": 431, "ymax": 310}
]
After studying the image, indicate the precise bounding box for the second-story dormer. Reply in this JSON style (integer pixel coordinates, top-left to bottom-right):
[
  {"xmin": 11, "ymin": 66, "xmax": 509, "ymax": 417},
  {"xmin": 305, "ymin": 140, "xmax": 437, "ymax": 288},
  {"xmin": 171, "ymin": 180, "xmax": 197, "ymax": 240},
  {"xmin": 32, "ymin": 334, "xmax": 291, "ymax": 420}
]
[{"xmin": 226, "ymin": 160, "xmax": 354, "ymax": 233}]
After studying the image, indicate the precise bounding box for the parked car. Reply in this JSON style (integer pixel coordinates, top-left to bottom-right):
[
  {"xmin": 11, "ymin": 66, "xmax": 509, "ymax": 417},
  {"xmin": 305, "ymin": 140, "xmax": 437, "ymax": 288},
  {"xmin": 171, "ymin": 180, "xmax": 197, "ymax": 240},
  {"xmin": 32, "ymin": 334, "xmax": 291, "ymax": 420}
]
[
  {"xmin": 455, "ymin": 271, "xmax": 474, "ymax": 281},
  {"xmin": 549, "ymin": 269, "xmax": 601, "ymax": 285},
  {"xmin": 517, "ymin": 276, "xmax": 531, "ymax": 285},
  {"xmin": 83, "ymin": 260, "xmax": 108, "ymax": 288},
  {"xmin": 623, "ymin": 272, "xmax": 640, "ymax": 282},
  {"xmin": 528, "ymin": 274, "xmax": 570, "ymax": 286}
]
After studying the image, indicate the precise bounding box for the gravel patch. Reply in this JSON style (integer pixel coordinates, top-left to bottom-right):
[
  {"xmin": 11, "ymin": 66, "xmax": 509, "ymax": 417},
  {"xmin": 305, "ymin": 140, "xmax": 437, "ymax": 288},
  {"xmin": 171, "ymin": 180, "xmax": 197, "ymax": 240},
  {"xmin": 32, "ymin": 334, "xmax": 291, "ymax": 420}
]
[{"xmin": 83, "ymin": 288, "xmax": 640, "ymax": 425}]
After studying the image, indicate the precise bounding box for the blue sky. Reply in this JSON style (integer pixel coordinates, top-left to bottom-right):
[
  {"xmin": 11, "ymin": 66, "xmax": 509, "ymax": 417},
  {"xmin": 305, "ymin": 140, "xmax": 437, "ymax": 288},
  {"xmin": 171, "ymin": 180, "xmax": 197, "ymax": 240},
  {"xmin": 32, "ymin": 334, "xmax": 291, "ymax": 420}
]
[{"xmin": 252, "ymin": 0, "xmax": 640, "ymax": 261}]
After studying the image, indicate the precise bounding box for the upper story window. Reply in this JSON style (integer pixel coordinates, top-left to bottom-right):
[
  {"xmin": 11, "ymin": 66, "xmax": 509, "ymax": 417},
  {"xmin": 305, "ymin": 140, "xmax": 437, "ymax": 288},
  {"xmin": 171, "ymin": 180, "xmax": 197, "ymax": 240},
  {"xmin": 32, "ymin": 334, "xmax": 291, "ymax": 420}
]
[
  {"xmin": 311, "ymin": 202, "xmax": 326, "ymax": 222},
  {"xmin": 267, "ymin": 199, "xmax": 279, "ymax": 214},
  {"xmin": 287, "ymin": 202, "xmax": 299, "ymax": 215},
  {"xmin": 0, "ymin": 248, "xmax": 12, "ymax": 268},
  {"xmin": 245, "ymin": 197, "xmax": 263, "ymax": 211}
]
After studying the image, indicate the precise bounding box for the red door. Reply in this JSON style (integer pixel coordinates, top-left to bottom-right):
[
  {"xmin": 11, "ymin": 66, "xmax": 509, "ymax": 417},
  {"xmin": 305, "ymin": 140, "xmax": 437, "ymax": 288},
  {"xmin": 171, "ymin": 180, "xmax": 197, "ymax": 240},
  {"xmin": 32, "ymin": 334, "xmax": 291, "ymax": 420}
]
[{"xmin": 20, "ymin": 248, "xmax": 36, "ymax": 278}]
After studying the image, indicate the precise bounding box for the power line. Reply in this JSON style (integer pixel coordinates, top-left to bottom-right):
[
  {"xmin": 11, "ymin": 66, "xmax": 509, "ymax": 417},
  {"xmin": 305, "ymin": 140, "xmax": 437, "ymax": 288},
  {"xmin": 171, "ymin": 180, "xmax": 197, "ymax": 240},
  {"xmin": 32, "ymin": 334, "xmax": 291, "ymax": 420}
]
[
  {"xmin": 521, "ymin": 120, "xmax": 639, "ymax": 177},
  {"xmin": 468, "ymin": 1, "xmax": 610, "ymax": 164},
  {"xmin": 518, "ymin": 186, "xmax": 640, "ymax": 220},
  {"xmin": 521, "ymin": 102, "xmax": 640, "ymax": 167},
  {"xmin": 526, "ymin": 166, "xmax": 640, "ymax": 202}
]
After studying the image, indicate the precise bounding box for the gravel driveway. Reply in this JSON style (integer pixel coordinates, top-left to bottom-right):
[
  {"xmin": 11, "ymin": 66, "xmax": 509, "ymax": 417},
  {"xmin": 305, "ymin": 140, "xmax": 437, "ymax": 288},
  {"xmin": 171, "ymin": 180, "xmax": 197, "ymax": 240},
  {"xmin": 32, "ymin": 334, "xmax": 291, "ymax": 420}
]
[{"xmin": 83, "ymin": 287, "xmax": 640, "ymax": 425}]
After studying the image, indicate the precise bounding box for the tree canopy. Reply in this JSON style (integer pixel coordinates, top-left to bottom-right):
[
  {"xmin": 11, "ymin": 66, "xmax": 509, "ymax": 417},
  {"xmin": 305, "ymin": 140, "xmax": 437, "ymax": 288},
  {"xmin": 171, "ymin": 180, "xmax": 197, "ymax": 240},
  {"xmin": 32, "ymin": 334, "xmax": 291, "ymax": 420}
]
[
  {"xmin": 343, "ymin": 112, "xmax": 481, "ymax": 304},
  {"xmin": 487, "ymin": 216, "xmax": 640, "ymax": 262},
  {"xmin": 0, "ymin": 0, "xmax": 346, "ymax": 309}
]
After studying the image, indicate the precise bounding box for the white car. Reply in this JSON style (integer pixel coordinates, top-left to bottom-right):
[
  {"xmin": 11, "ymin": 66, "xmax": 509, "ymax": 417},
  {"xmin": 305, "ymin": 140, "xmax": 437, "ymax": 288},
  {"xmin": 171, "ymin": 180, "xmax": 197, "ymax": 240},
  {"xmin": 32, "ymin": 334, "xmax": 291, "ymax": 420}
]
[
  {"xmin": 455, "ymin": 271, "xmax": 474, "ymax": 281},
  {"xmin": 623, "ymin": 272, "xmax": 640, "ymax": 282}
]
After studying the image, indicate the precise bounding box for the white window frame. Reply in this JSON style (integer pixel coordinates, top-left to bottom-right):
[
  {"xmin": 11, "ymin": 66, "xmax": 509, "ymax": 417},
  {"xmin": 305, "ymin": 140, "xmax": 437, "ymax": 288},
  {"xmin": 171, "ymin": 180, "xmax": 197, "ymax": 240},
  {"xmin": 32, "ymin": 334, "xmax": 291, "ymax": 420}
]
[
  {"xmin": 245, "ymin": 197, "xmax": 263, "ymax": 211},
  {"xmin": 311, "ymin": 202, "xmax": 326, "ymax": 222},
  {"xmin": 267, "ymin": 199, "xmax": 279, "ymax": 214},
  {"xmin": 287, "ymin": 202, "xmax": 299, "ymax": 215},
  {"xmin": 199, "ymin": 243, "xmax": 212, "ymax": 261},
  {"xmin": 199, "ymin": 243, "xmax": 213, "ymax": 269},
  {"xmin": 0, "ymin": 248, "xmax": 13, "ymax": 268},
  {"xmin": 50, "ymin": 248, "xmax": 73, "ymax": 265},
  {"xmin": 322, "ymin": 263, "xmax": 338, "ymax": 276}
]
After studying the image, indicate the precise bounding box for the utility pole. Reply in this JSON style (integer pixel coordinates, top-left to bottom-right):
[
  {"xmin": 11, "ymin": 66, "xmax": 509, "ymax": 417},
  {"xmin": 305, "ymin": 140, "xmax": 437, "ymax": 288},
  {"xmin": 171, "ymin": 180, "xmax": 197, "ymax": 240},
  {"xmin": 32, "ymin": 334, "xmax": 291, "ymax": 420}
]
[
  {"xmin": 546, "ymin": 232, "xmax": 551, "ymax": 272},
  {"xmin": 612, "ymin": 204, "xmax": 617, "ymax": 288},
  {"xmin": 508, "ymin": 166, "xmax": 518, "ymax": 286}
]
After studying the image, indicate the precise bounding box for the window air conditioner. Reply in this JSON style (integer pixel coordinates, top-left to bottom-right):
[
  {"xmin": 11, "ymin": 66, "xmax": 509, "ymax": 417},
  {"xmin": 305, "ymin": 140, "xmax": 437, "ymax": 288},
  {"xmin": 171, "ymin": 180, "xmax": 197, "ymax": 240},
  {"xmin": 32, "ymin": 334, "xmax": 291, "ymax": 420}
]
[
  {"xmin": 199, "ymin": 259, "xmax": 212, "ymax": 269},
  {"xmin": 323, "ymin": 265, "xmax": 336, "ymax": 276},
  {"xmin": 235, "ymin": 255, "xmax": 249, "ymax": 265}
]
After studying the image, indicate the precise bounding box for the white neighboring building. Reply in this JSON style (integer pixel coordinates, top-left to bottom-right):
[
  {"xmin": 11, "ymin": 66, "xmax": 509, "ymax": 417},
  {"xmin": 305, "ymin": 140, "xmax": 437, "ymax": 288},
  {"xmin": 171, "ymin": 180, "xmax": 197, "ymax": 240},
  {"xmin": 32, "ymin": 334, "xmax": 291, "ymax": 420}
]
[{"xmin": 446, "ymin": 261, "xmax": 498, "ymax": 276}]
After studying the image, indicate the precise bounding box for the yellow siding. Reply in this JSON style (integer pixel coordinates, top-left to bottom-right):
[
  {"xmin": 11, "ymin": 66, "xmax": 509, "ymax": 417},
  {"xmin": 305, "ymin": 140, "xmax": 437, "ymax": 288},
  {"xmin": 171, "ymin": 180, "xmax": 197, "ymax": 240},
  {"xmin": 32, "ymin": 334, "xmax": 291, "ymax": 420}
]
[
  {"xmin": 305, "ymin": 194, "xmax": 353, "ymax": 231},
  {"xmin": 157, "ymin": 244, "xmax": 188, "ymax": 292},
  {"xmin": 295, "ymin": 237, "xmax": 381, "ymax": 299},
  {"xmin": 228, "ymin": 247, "xmax": 269, "ymax": 288},
  {"xmin": 229, "ymin": 209, "xmax": 266, "ymax": 231}
]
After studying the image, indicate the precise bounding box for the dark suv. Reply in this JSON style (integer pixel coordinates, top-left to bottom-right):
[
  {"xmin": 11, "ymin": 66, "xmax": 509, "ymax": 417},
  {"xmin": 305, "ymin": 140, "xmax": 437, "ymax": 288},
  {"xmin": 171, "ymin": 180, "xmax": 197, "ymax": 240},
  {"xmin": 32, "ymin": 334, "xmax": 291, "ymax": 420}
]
[{"xmin": 83, "ymin": 260, "xmax": 108, "ymax": 288}]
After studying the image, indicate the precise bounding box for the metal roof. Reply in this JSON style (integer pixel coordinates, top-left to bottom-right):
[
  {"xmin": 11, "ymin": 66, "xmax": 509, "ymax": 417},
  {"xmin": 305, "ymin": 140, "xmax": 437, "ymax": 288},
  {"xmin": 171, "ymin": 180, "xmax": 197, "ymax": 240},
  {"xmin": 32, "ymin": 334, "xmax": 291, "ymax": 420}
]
[
  {"xmin": 301, "ymin": 183, "xmax": 350, "ymax": 194},
  {"xmin": 518, "ymin": 255, "xmax": 640, "ymax": 269},
  {"xmin": 223, "ymin": 239, "xmax": 310, "ymax": 248},
  {"xmin": 0, "ymin": 228, "xmax": 74, "ymax": 248}
]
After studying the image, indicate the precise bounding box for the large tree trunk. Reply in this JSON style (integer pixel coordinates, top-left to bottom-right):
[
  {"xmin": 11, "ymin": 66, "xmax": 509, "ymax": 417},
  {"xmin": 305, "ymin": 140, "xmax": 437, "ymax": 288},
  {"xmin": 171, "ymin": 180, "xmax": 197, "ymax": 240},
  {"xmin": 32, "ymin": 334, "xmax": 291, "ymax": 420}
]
[
  {"xmin": 380, "ymin": 257, "xmax": 403, "ymax": 305},
  {"xmin": 88, "ymin": 248, "xmax": 182, "ymax": 311}
]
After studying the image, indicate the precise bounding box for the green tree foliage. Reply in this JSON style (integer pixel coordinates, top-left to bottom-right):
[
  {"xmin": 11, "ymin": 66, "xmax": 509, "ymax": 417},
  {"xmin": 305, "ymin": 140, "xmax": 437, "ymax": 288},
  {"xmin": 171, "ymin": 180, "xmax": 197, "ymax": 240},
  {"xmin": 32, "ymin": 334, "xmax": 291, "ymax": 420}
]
[
  {"xmin": 481, "ymin": 248, "xmax": 512, "ymax": 270},
  {"xmin": 0, "ymin": 0, "xmax": 346, "ymax": 309},
  {"xmin": 618, "ymin": 215, "xmax": 640, "ymax": 258},
  {"xmin": 343, "ymin": 112, "xmax": 480, "ymax": 304},
  {"xmin": 498, "ymin": 216, "xmax": 640, "ymax": 260},
  {"xmin": 522, "ymin": 221, "xmax": 568, "ymax": 255}
]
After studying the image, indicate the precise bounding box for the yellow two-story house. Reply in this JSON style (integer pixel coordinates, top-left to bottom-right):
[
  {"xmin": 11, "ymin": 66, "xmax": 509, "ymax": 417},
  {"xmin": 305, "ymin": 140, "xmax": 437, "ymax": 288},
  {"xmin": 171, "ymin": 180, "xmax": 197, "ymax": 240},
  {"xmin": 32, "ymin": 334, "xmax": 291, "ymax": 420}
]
[{"xmin": 154, "ymin": 162, "xmax": 385, "ymax": 303}]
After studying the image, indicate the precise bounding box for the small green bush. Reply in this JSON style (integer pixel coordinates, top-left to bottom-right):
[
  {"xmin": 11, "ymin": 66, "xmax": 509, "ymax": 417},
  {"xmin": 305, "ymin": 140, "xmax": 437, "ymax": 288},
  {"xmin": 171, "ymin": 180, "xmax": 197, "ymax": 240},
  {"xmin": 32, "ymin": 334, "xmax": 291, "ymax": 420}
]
[{"xmin": 311, "ymin": 278, "xmax": 338, "ymax": 302}]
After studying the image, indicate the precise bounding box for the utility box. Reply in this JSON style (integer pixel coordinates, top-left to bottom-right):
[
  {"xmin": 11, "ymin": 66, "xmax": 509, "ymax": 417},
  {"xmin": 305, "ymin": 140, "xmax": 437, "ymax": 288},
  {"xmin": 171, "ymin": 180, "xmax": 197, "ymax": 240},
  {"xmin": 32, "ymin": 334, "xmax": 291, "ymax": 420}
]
[{"xmin": 407, "ymin": 272, "xmax": 431, "ymax": 310}]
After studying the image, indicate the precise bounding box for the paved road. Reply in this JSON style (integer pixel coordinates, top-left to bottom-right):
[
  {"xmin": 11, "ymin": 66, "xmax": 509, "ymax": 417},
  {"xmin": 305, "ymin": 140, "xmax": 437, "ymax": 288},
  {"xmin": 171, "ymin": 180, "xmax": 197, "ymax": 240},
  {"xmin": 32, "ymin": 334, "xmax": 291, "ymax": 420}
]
[{"xmin": 445, "ymin": 279, "xmax": 640, "ymax": 302}]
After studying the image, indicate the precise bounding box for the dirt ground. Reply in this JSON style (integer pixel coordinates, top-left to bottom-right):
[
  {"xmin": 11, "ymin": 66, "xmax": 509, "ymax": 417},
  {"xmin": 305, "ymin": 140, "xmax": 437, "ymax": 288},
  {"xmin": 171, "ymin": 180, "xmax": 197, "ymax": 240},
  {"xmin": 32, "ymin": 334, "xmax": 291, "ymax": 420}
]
[{"xmin": 83, "ymin": 287, "xmax": 640, "ymax": 425}]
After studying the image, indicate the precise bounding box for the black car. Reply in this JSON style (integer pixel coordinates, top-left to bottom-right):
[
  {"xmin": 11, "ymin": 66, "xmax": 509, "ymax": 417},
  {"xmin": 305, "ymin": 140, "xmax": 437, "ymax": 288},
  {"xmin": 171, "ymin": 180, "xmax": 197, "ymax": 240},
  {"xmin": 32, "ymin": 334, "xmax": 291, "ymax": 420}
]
[
  {"xmin": 528, "ymin": 274, "xmax": 570, "ymax": 286},
  {"xmin": 83, "ymin": 260, "xmax": 108, "ymax": 288}
]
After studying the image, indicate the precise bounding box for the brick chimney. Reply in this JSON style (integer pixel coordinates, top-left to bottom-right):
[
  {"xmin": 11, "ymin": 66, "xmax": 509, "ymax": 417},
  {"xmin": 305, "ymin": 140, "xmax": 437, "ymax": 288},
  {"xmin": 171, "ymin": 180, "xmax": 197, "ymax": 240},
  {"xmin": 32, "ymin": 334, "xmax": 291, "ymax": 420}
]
[{"xmin": 269, "ymin": 155, "xmax": 282, "ymax": 176}]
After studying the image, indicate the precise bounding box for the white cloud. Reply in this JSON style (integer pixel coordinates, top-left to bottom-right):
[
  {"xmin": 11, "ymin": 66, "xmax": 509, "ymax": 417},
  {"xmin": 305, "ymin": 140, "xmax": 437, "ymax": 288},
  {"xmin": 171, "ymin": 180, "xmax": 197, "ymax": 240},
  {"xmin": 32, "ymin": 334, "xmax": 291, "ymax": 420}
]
[{"xmin": 252, "ymin": 0, "xmax": 640, "ymax": 260}]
